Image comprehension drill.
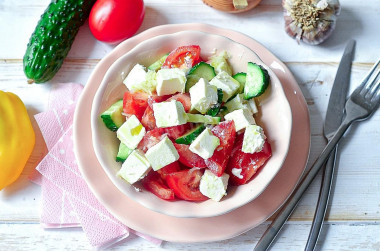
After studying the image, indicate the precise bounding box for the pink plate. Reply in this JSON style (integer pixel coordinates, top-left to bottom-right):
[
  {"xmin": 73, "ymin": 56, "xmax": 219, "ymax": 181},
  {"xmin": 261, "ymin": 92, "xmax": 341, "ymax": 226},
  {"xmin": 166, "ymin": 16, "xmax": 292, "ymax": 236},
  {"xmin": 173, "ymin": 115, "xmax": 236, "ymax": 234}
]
[{"xmin": 73, "ymin": 23, "xmax": 310, "ymax": 242}]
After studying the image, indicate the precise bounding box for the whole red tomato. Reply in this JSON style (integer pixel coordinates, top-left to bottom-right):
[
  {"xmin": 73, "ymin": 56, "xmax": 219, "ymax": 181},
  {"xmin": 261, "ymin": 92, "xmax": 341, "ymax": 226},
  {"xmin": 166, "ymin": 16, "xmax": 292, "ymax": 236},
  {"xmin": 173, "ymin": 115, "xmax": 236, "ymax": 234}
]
[{"xmin": 89, "ymin": 0, "xmax": 145, "ymax": 43}]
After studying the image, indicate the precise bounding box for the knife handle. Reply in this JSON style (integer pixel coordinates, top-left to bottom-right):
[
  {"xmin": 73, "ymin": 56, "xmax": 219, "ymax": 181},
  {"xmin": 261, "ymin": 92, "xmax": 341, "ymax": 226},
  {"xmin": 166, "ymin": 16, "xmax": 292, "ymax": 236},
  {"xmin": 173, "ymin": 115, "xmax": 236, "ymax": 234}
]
[
  {"xmin": 254, "ymin": 117, "xmax": 353, "ymax": 251},
  {"xmin": 305, "ymin": 147, "xmax": 337, "ymax": 251}
]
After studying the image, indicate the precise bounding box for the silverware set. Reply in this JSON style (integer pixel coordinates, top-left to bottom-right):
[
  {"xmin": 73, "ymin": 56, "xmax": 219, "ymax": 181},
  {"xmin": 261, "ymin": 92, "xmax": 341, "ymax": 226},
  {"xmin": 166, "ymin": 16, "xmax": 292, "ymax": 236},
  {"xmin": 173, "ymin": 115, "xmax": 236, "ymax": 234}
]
[{"xmin": 255, "ymin": 40, "xmax": 380, "ymax": 251}]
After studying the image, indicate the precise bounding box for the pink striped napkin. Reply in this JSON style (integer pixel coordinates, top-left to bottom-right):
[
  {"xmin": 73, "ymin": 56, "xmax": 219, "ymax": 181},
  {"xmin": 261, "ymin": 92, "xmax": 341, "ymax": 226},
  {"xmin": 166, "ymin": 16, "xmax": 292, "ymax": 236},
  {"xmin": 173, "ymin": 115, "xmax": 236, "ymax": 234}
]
[{"xmin": 30, "ymin": 83, "xmax": 161, "ymax": 248}]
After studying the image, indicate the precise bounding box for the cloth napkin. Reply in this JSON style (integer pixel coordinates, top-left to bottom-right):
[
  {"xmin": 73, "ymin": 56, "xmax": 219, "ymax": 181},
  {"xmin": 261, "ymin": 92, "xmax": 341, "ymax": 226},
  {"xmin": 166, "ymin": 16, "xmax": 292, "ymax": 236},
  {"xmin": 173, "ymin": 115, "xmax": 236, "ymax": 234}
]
[{"xmin": 30, "ymin": 83, "xmax": 161, "ymax": 248}]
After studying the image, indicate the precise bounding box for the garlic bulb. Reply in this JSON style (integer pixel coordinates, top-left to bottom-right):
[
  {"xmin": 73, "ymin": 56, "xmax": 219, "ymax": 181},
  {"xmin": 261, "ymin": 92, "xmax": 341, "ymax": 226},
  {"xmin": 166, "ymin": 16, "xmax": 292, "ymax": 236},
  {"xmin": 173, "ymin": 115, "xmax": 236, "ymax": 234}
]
[{"xmin": 282, "ymin": 0, "xmax": 341, "ymax": 45}]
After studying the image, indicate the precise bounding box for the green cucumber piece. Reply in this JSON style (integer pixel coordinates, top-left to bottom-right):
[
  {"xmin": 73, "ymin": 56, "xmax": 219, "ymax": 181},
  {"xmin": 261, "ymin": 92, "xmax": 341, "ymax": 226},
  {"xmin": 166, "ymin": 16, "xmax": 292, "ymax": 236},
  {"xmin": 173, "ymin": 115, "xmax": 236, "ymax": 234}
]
[
  {"xmin": 187, "ymin": 114, "xmax": 221, "ymax": 124},
  {"xmin": 233, "ymin": 72, "xmax": 246, "ymax": 93},
  {"xmin": 116, "ymin": 142, "xmax": 133, "ymax": 162},
  {"xmin": 100, "ymin": 100, "xmax": 125, "ymax": 131},
  {"xmin": 244, "ymin": 62, "xmax": 270, "ymax": 99},
  {"xmin": 206, "ymin": 88, "xmax": 224, "ymax": 116},
  {"xmin": 175, "ymin": 124, "xmax": 206, "ymax": 145},
  {"xmin": 23, "ymin": 0, "xmax": 96, "ymax": 83},
  {"xmin": 147, "ymin": 53, "xmax": 169, "ymax": 71},
  {"xmin": 185, "ymin": 62, "xmax": 216, "ymax": 92}
]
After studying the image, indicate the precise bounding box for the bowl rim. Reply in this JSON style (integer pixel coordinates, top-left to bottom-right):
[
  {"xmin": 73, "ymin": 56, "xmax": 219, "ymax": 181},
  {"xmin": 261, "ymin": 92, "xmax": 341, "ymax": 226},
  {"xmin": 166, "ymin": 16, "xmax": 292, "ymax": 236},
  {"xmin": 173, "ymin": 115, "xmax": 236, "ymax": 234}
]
[{"xmin": 91, "ymin": 30, "xmax": 293, "ymax": 218}]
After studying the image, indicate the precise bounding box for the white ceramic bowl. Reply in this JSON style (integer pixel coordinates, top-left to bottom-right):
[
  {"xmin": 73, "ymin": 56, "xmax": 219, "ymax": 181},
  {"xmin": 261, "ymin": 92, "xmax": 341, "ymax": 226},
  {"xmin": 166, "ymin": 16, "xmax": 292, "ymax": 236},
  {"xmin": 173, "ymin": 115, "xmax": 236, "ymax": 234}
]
[{"xmin": 91, "ymin": 30, "xmax": 292, "ymax": 218}]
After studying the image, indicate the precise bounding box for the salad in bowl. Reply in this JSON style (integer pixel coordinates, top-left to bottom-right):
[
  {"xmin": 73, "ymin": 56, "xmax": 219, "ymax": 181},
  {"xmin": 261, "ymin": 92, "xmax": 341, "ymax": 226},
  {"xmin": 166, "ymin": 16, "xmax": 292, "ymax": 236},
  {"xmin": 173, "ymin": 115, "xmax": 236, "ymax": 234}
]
[{"xmin": 91, "ymin": 31, "xmax": 291, "ymax": 218}]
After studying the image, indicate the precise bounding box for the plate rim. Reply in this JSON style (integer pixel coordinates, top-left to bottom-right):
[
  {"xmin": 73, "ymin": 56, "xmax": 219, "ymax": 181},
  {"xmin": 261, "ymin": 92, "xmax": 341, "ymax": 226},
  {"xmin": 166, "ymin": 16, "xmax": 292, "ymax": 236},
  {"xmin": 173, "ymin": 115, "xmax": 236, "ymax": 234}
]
[{"xmin": 74, "ymin": 23, "xmax": 310, "ymax": 243}]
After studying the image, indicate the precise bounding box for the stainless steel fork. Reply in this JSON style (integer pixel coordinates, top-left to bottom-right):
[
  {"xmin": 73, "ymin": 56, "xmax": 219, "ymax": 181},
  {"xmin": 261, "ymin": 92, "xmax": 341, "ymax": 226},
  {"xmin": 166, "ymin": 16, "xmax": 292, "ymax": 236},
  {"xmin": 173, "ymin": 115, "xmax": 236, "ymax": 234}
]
[{"xmin": 254, "ymin": 59, "xmax": 380, "ymax": 251}]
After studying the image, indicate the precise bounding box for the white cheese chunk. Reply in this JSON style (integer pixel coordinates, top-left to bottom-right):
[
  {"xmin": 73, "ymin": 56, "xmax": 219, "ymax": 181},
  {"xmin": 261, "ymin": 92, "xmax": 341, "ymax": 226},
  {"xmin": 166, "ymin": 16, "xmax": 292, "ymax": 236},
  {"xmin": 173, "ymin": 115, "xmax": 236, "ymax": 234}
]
[
  {"xmin": 156, "ymin": 68, "xmax": 186, "ymax": 96},
  {"xmin": 153, "ymin": 100, "xmax": 188, "ymax": 128},
  {"xmin": 145, "ymin": 136, "xmax": 179, "ymax": 171},
  {"xmin": 117, "ymin": 150, "xmax": 151, "ymax": 184},
  {"xmin": 116, "ymin": 115, "xmax": 146, "ymax": 149},
  {"xmin": 189, "ymin": 78, "xmax": 218, "ymax": 114},
  {"xmin": 224, "ymin": 94, "xmax": 258, "ymax": 114},
  {"xmin": 209, "ymin": 71, "xmax": 240, "ymax": 102},
  {"xmin": 224, "ymin": 108, "xmax": 256, "ymax": 132},
  {"xmin": 123, "ymin": 64, "xmax": 147, "ymax": 92},
  {"xmin": 231, "ymin": 168, "xmax": 244, "ymax": 179},
  {"xmin": 247, "ymin": 98, "xmax": 258, "ymax": 114},
  {"xmin": 189, "ymin": 128, "xmax": 220, "ymax": 159},
  {"xmin": 199, "ymin": 169, "xmax": 229, "ymax": 202},
  {"xmin": 242, "ymin": 125, "xmax": 266, "ymax": 153}
]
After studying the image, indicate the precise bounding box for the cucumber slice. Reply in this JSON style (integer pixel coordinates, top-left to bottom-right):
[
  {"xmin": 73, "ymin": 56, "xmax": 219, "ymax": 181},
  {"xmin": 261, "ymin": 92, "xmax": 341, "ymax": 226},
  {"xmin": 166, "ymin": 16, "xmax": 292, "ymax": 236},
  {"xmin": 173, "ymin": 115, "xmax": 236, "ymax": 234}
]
[
  {"xmin": 206, "ymin": 88, "xmax": 224, "ymax": 116},
  {"xmin": 187, "ymin": 114, "xmax": 221, "ymax": 124},
  {"xmin": 147, "ymin": 53, "xmax": 169, "ymax": 71},
  {"xmin": 116, "ymin": 142, "xmax": 133, "ymax": 162},
  {"xmin": 244, "ymin": 62, "xmax": 270, "ymax": 99},
  {"xmin": 185, "ymin": 62, "xmax": 216, "ymax": 92},
  {"xmin": 100, "ymin": 100, "xmax": 125, "ymax": 131},
  {"xmin": 233, "ymin": 72, "xmax": 246, "ymax": 94},
  {"xmin": 175, "ymin": 124, "xmax": 206, "ymax": 145}
]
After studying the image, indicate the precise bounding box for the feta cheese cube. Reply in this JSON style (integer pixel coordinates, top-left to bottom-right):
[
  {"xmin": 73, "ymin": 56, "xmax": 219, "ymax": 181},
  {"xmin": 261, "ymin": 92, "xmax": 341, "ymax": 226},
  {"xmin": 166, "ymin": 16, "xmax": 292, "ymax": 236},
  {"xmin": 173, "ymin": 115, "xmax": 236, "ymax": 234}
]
[
  {"xmin": 247, "ymin": 98, "xmax": 258, "ymax": 114},
  {"xmin": 189, "ymin": 78, "xmax": 218, "ymax": 114},
  {"xmin": 145, "ymin": 136, "xmax": 179, "ymax": 171},
  {"xmin": 117, "ymin": 115, "xmax": 146, "ymax": 149},
  {"xmin": 156, "ymin": 68, "xmax": 186, "ymax": 96},
  {"xmin": 209, "ymin": 71, "xmax": 240, "ymax": 102},
  {"xmin": 123, "ymin": 64, "xmax": 147, "ymax": 92},
  {"xmin": 153, "ymin": 100, "xmax": 188, "ymax": 128},
  {"xmin": 224, "ymin": 94, "xmax": 258, "ymax": 114},
  {"xmin": 224, "ymin": 108, "xmax": 256, "ymax": 132},
  {"xmin": 242, "ymin": 125, "xmax": 266, "ymax": 153},
  {"xmin": 117, "ymin": 150, "xmax": 151, "ymax": 184},
  {"xmin": 189, "ymin": 128, "xmax": 220, "ymax": 159},
  {"xmin": 231, "ymin": 168, "xmax": 244, "ymax": 179},
  {"xmin": 199, "ymin": 169, "xmax": 229, "ymax": 202}
]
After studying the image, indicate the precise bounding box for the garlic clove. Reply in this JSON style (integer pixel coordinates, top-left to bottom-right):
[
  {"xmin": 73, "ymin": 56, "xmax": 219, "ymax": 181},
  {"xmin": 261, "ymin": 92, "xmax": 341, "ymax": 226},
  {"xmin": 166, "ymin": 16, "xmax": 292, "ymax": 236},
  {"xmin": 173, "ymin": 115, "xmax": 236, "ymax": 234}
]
[{"xmin": 282, "ymin": 0, "xmax": 341, "ymax": 45}]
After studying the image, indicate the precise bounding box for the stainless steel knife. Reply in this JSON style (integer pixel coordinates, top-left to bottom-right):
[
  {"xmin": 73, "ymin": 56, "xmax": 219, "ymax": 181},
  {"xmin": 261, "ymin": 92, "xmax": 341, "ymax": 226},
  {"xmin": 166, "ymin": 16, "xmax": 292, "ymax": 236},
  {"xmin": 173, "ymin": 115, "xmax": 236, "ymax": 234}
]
[{"xmin": 305, "ymin": 40, "xmax": 356, "ymax": 251}]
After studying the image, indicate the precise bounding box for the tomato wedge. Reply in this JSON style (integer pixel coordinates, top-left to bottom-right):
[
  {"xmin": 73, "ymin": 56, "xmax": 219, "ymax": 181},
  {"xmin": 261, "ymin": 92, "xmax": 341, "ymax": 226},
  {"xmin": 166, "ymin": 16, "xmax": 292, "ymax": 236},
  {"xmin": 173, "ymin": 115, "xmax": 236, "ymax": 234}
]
[
  {"xmin": 141, "ymin": 106, "xmax": 156, "ymax": 130},
  {"xmin": 162, "ymin": 45, "xmax": 201, "ymax": 69},
  {"xmin": 141, "ymin": 171, "xmax": 175, "ymax": 200},
  {"xmin": 173, "ymin": 142, "xmax": 207, "ymax": 168},
  {"xmin": 157, "ymin": 161, "xmax": 182, "ymax": 181},
  {"xmin": 226, "ymin": 134, "xmax": 272, "ymax": 185},
  {"xmin": 166, "ymin": 93, "xmax": 192, "ymax": 112},
  {"xmin": 166, "ymin": 168, "xmax": 208, "ymax": 201},
  {"xmin": 123, "ymin": 91, "xmax": 149, "ymax": 120},
  {"xmin": 137, "ymin": 128, "xmax": 167, "ymax": 153},
  {"xmin": 205, "ymin": 121, "xmax": 236, "ymax": 177}
]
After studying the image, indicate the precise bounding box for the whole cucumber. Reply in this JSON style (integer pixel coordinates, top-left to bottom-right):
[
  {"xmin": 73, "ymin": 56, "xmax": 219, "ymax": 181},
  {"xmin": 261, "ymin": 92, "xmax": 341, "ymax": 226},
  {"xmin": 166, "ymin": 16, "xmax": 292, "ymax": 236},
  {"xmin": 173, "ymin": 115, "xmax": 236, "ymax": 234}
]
[{"xmin": 23, "ymin": 0, "xmax": 96, "ymax": 84}]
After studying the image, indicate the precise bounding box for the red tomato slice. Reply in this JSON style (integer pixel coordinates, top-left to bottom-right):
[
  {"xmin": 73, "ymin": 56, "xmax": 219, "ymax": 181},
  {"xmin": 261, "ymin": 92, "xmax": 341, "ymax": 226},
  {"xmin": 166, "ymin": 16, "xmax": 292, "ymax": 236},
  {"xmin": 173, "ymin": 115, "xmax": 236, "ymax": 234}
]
[
  {"xmin": 137, "ymin": 128, "xmax": 167, "ymax": 153},
  {"xmin": 165, "ymin": 168, "xmax": 208, "ymax": 201},
  {"xmin": 162, "ymin": 123, "xmax": 190, "ymax": 139},
  {"xmin": 162, "ymin": 45, "xmax": 201, "ymax": 69},
  {"xmin": 157, "ymin": 161, "xmax": 182, "ymax": 181},
  {"xmin": 166, "ymin": 93, "xmax": 192, "ymax": 112},
  {"xmin": 205, "ymin": 121, "xmax": 236, "ymax": 177},
  {"xmin": 141, "ymin": 171, "xmax": 175, "ymax": 200},
  {"xmin": 123, "ymin": 91, "xmax": 149, "ymax": 120},
  {"xmin": 147, "ymin": 94, "xmax": 172, "ymax": 108},
  {"xmin": 173, "ymin": 142, "xmax": 207, "ymax": 168},
  {"xmin": 141, "ymin": 106, "xmax": 156, "ymax": 130},
  {"xmin": 226, "ymin": 134, "xmax": 272, "ymax": 185}
]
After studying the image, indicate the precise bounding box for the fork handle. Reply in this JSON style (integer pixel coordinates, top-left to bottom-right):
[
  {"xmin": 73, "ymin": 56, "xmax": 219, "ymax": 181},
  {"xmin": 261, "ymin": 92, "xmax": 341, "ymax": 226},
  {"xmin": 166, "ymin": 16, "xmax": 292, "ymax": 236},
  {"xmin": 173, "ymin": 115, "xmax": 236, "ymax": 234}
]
[{"xmin": 254, "ymin": 117, "xmax": 354, "ymax": 251}]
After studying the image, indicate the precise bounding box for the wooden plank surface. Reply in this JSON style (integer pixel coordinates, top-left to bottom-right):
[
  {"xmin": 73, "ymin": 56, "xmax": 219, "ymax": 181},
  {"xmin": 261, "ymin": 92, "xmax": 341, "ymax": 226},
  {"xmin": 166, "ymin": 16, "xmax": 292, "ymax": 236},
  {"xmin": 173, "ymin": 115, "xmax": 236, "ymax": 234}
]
[{"xmin": 0, "ymin": 0, "xmax": 379, "ymax": 249}]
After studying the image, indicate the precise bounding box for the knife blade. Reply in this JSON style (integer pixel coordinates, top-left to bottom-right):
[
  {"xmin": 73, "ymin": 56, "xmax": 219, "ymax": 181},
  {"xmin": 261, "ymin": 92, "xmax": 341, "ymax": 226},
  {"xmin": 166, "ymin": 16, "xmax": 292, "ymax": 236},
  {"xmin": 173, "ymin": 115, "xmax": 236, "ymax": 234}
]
[{"xmin": 305, "ymin": 39, "xmax": 356, "ymax": 251}]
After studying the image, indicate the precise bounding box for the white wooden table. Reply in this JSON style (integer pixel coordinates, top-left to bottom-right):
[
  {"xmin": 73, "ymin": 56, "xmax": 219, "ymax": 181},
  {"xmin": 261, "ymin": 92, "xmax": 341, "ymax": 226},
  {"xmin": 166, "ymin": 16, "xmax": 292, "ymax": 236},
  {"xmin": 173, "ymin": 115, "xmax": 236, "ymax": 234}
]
[{"xmin": 1, "ymin": 0, "xmax": 379, "ymax": 250}]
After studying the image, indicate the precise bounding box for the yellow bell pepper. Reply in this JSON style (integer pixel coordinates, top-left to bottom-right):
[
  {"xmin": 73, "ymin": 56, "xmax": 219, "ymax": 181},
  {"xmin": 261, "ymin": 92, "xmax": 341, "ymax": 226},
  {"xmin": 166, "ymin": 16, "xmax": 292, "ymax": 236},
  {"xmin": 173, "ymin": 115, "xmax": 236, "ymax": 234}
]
[{"xmin": 0, "ymin": 91, "xmax": 35, "ymax": 190}]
